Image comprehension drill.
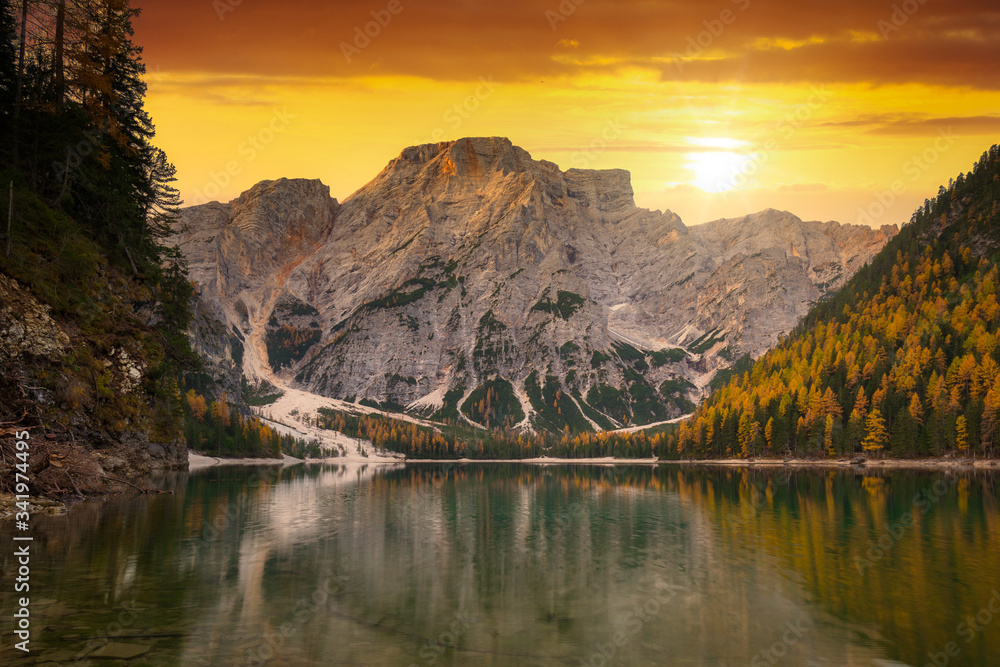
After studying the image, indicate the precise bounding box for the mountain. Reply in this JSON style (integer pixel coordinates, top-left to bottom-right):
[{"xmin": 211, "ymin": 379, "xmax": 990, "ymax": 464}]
[
  {"xmin": 674, "ymin": 145, "xmax": 1000, "ymax": 459},
  {"xmin": 174, "ymin": 137, "xmax": 895, "ymax": 433}
]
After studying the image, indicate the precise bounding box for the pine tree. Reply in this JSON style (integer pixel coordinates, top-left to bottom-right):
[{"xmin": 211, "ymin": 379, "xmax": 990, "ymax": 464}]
[
  {"xmin": 185, "ymin": 390, "xmax": 207, "ymax": 421},
  {"xmin": 983, "ymin": 379, "xmax": 1000, "ymax": 454},
  {"xmin": 908, "ymin": 393, "xmax": 924, "ymax": 426},
  {"xmin": 825, "ymin": 414, "xmax": 835, "ymax": 458},
  {"xmin": 862, "ymin": 409, "xmax": 889, "ymax": 456},
  {"xmin": 956, "ymin": 415, "xmax": 969, "ymax": 454},
  {"xmin": 0, "ymin": 0, "xmax": 16, "ymax": 112}
]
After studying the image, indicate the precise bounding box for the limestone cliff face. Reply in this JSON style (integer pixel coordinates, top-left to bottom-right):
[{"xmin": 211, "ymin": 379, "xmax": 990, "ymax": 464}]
[
  {"xmin": 175, "ymin": 138, "xmax": 896, "ymax": 431},
  {"xmin": 671, "ymin": 210, "xmax": 899, "ymax": 354},
  {"xmin": 174, "ymin": 178, "xmax": 339, "ymax": 390}
]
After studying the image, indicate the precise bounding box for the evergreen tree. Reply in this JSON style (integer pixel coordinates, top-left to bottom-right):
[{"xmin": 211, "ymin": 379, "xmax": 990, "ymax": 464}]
[
  {"xmin": 956, "ymin": 415, "xmax": 969, "ymax": 453},
  {"xmin": 824, "ymin": 414, "xmax": 835, "ymax": 457},
  {"xmin": 0, "ymin": 0, "xmax": 16, "ymax": 112},
  {"xmin": 0, "ymin": 0, "xmax": 194, "ymax": 444},
  {"xmin": 862, "ymin": 409, "xmax": 889, "ymax": 456}
]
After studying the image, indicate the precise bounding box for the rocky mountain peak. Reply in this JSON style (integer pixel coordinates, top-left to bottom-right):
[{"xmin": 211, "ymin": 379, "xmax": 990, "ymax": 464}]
[
  {"xmin": 692, "ymin": 209, "xmax": 897, "ymax": 265},
  {"xmin": 395, "ymin": 137, "xmax": 536, "ymax": 177},
  {"xmin": 564, "ymin": 168, "xmax": 636, "ymax": 214},
  {"xmin": 175, "ymin": 138, "xmax": 898, "ymax": 434},
  {"xmin": 353, "ymin": 137, "xmax": 638, "ymax": 218},
  {"xmin": 228, "ymin": 178, "xmax": 337, "ymax": 243}
]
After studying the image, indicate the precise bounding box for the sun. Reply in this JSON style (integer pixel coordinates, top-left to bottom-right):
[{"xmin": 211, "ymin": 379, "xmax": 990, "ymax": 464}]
[{"xmin": 685, "ymin": 150, "xmax": 754, "ymax": 193}]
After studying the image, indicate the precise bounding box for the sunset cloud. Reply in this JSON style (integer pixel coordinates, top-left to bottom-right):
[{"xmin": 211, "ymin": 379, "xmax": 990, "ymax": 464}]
[
  {"xmin": 138, "ymin": 0, "xmax": 1000, "ymax": 87},
  {"xmin": 134, "ymin": 0, "xmax": 1000, "ymax": 228}
]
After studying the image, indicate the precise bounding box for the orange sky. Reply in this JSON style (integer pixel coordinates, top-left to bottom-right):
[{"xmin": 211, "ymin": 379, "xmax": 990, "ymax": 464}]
[{"xmin": 134, "ymin": 0, "xmax": 1000, "ymax": 227}]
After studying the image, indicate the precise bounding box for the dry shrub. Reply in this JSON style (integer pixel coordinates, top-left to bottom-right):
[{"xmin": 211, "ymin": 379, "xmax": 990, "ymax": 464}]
[
  {"xmin": 56, "ymin": 376, "xmax": 91, "ymax": 409},
  {"xmin": 34, "ymin": 443, "xmax": 109, "ymax": 495}
]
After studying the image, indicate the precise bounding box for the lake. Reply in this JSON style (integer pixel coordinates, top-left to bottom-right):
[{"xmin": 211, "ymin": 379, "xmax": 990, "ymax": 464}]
[{"xmin": 2, "ymin": 463, "xmax": 1000, "ymax": 666}]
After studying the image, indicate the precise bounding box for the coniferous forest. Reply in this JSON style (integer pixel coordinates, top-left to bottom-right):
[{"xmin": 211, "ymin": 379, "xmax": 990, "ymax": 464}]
[
  {"xmin": 0, "ymin": 0, "xmax": 303, "ymax": 463},
  {"xmin": 0, "ymin": 0, "xmax": 193, "ymax": 441}
]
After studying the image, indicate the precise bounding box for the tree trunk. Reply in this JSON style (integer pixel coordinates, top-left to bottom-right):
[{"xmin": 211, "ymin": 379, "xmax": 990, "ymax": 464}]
[
  {"xmin": 12, "ymin": 0, "xmax": 29, "ymax": 160},
  {"xmin": 14, "ymin": 0, "xmax": 27, "ymax": 115},
  {"xmin": 6, "ymin": 180, "xmax": 12, "ymax": 258},
  {"xmin": 54, "ymin": 0, "xmax": 66, "ymax": 105}
]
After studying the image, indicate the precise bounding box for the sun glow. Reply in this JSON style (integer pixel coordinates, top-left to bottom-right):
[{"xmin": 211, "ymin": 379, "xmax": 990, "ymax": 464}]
[
  {"xmin": 685, "ymin": 137, "xmax": 750, "ymax": 150},
  {"xmin": 685, "ymin": 151, "xmax": 754, "ymax": 193}
]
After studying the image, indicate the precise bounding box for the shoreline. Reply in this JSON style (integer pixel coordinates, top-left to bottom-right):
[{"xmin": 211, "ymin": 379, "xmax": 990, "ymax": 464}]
[
  {"xmin": 670, "ymin": 457, "xmax": 1000, "ymax": 470},
  {"xmin": 186, "ymin": 452, "xmax": 1000, "ymax": 470},
  {"xmin": 6, "ymin": 453, "xmax": 997, "ymax": 517},
  {"xmin": 404, "ymin": 456, "xmax": 1000, "ymax": 469},
  {"xmin": 188, "ymin": 452, "xmax": 306, "ymax": 471},
  {"xmin": 187, "ymin": 451, "xmax": 405, "ymax": 470}
]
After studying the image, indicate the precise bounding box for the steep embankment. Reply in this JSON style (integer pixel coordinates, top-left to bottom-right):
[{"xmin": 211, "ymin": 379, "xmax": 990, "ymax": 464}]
[{"xmin": 1, "ymin": 188, "xmax": 189, "ymax": 498}]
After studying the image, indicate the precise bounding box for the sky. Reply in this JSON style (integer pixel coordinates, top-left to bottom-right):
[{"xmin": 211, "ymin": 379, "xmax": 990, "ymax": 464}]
[{"xmin": 134, "ymin": 0, "xmax": 1000, "ymax": 228}]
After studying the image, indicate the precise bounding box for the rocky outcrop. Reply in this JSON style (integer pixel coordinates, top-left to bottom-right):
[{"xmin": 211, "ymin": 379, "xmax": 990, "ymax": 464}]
[
  {"xmin": 174, "ymin": 178, "xmax": 338, "ymax": 389},
  {"xmin": 0, "ymin": 273, "xmax": 186, "ymax": 501},
  {"xmin": 0, "ymin": 274, "xmax": 70, "ymax": 361},
  {"xmin": 175, "ymin": 138, "xmax": 896, "ymax": 431},
  {"xmin": 677, "ymin": 210, "xmax": 899, "ymax": 354}
]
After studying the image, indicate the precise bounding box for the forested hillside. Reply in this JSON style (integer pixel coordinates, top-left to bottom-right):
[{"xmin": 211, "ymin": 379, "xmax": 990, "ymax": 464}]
[
  {"xmin": 0, "ymin": 0, "xmax": 290, "ymax": 492},
  {"xmin": 0, "ymin": 0, "xmax": 197, "ymax": 483},
  {"xmin": 668, "ymin": 146, "xmax": 1000, "ymax": 460}
]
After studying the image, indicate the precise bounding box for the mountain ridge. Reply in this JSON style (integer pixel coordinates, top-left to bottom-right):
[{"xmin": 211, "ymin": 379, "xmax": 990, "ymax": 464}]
[
  {"xmin": 174, "ymin": 137, "xmax": 897, "ymax": 433},
  {"xmin": 673, "ymin": 145, "xmax": 1000, "ymax": 459}
]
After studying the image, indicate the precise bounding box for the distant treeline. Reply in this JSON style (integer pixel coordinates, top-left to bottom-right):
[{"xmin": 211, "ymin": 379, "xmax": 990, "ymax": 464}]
[
  {"xmin": 309, "ymin": 406, "xmax": 669, "ymax": 459},
  {"xmin": 182, "ymin": 388, "xmax": 324, "ymax": 459}
]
